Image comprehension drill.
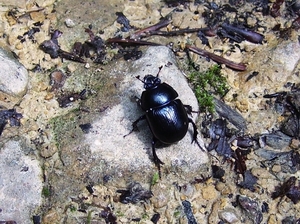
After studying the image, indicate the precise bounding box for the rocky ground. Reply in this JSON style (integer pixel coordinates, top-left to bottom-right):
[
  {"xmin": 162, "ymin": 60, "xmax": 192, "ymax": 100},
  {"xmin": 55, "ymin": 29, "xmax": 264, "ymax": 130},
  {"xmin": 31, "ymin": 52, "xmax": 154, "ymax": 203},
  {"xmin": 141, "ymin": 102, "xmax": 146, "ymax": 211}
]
[{"xmin": 0, "ymin": 0, "xmax": 300, "ymax": 223}]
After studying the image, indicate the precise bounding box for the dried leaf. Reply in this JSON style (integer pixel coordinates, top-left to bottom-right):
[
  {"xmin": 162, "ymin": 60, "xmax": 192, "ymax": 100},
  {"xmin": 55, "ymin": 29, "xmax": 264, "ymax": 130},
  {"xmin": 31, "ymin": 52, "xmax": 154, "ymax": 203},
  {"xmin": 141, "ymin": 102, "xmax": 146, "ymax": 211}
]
[
  {"xmin": 117, "ymin": 182, "xmax": 152, "ymax": 204},
  {"xmin": 271, "ymin": 176, "xmax": 300, "ymax": 204},
  {"xmin": 238, "ymin": 170, "xmax": 258, "ymax": 191}
]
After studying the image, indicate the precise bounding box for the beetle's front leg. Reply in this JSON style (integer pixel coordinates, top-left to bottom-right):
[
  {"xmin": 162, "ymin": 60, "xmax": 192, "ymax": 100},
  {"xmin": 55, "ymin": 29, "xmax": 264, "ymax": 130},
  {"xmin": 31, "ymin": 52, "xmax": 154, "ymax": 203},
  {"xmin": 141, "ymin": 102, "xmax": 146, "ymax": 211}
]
[
  {"xmin": 188, "ymin": 118, "xmax": 205, "ymax": 151},
  {"xmin": 123, "ymin": 115, "xmax": 146, "ymax": 137},
  {"xmin": 184, "ymin": 105, "xmax": 199, "ymax": 115},
  {"xmin": 152, "ymin": 137, "xmax": 164, "ymax": 178}
]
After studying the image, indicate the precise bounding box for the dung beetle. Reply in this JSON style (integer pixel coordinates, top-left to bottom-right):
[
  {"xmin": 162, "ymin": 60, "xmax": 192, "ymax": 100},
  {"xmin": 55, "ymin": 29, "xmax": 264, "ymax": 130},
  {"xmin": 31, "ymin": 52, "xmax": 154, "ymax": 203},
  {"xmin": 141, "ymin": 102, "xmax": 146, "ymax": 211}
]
[{"xmin": 125, "ymin": 66, "xmax": 202, "ymax": 176}]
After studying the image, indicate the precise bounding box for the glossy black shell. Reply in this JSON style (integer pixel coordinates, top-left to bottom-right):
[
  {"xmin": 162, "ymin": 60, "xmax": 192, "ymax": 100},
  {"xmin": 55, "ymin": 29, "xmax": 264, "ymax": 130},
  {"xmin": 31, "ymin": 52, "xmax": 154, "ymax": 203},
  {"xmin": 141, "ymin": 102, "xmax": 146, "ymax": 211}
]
[
  {"xmin": 140, "ymin": 77, "xmax": 189, "ymax": 145},
  {"xmin": 145, "ymin": 99, "xmax": 189, "ymax": 144},
  {"xmin": 140, "ymin": 83, "xmax": 178, "ymax": 111}
]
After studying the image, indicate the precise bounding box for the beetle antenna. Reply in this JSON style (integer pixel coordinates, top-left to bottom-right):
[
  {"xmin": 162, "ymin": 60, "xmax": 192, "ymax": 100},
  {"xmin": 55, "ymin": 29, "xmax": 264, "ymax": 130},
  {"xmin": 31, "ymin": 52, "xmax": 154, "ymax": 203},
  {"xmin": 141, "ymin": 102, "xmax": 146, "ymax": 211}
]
[
  {"xmin": 156, "ymin": 66, "xmax": 163, "ymax": 77},
  {"xmin": 135, "ymin": 75, "xmax": 145, "ymax": 83}
]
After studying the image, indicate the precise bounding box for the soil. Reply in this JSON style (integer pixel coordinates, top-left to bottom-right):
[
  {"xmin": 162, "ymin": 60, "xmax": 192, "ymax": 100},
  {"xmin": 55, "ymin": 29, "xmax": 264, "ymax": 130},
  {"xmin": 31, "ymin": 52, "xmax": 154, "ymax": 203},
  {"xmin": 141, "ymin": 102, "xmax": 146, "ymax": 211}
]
[{"xmin": 0, "ymin": 0, "xmax": 300, "ymax": 223}]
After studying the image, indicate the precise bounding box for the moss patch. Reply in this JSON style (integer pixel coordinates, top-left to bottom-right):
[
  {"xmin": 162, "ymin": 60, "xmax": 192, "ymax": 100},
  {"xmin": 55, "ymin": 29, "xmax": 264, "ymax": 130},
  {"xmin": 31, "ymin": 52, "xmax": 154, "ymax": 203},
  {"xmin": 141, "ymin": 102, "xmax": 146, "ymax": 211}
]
[{"xmin": 187, "ymin": 65, "xmax": 229, "ymax": 113}]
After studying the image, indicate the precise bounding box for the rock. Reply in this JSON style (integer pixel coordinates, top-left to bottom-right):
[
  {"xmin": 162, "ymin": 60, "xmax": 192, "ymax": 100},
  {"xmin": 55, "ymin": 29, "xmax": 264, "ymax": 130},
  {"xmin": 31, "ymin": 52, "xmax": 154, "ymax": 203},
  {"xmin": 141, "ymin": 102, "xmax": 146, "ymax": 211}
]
[
  {"xmin": 0, "ymin": 140, "xmax": 42, "ymax": 224},
  {"xmin": 0, "ymin": 48, "xmax": 29, "ymax": 102},
  {"xmin": 65, "ymin": 18, "xmax": 75, "ymax": 28},
  {"xmin": 260, "ymin": 131, "xmax": 292, "ymax": 150},
  {"xmin": 151, "ymin": 183, "xmax": 171, "ymax": 209},
  {"xmin": 272, "ymin": 40, "xmax": 300, "ymax": 73},
  {"xmin": 0, "ymin": 0, "xmax": 26, "ymax": 8},
  {"xmin": 84, "ymin": 46, "xmax": 208, "ymax": 181},
  {"xmin": 214, "ymin": 98, "xmax": 247, "ymax": 130},
  {"xmin": 219, "ymin": 208, "xmax": 240, "ymax": 223},
  {"xmin": 42, "ymin": 209, "xmax": 60, "ymax": 224},
  {"xmin": 180, "ymin": 183, "xmax": 194, "ymax": 198},
  {"xmin": 208, "ymin": 200, "xmax": 222, "ymax": 223},
  {"xmin": 202, "ymin": 184, "xmax": 218, "ymax": 200},
  {"xmin": 40, "ymin": 144, "xmax": 58, "ymax": 158},
  {"xmin": 267, "ymin": 214, "xmax": 278, "ymax": 224},
  {"xmin": 238, "ymin": 195, "xmax": 263, "ymax": 224}
]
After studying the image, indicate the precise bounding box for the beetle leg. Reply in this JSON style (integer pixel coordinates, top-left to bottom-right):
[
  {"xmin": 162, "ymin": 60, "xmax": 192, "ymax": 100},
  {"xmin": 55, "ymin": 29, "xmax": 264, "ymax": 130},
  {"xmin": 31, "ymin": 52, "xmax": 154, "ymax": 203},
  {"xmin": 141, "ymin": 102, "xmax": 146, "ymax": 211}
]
[
  {"xmin": 152, "ymin": 137, "xmax": 164, "ymax": 178},
  {"xmin": 184, "ymin": 105, "xmax": 199, "ymax": 116},
  {"xmin": 134, "ymin": 96, "xmax": 142, "ymax": 107},
  {"xmin": 155, "ymin": 66, "xmax": 163, "ymax": 77},
  {"xmin": 123, "ymin": 115, "xmax": 146, "ymax": 137},
  {"xmin": 188, "ymin": 118, "xmax": 205, "ymax": 151}
]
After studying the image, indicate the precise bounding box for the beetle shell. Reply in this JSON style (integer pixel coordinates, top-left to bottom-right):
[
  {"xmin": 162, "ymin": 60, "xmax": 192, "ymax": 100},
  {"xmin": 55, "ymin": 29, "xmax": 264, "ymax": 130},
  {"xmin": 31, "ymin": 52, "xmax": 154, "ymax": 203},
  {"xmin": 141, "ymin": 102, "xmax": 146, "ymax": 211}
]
[
  {"xmin": 145, "ymin": 99, "xmax": 189, "ymax": 144},
  {"xmin": 141, "ymin": 83, "xmax": 178, "ymax": 110}
]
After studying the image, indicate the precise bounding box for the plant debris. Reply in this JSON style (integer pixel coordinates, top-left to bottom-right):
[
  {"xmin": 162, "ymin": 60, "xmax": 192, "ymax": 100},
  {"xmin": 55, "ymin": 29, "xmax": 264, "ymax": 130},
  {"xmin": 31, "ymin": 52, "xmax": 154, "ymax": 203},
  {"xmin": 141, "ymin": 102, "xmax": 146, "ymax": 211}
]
[
  {"xmin": 182, "ymin": 200, "xmax": 197, "ymax": 224},
  {"xmin": 264, "ymin": 88, "xmax": 300, "ymax": 139},
  {"xmin": 211, "ymin": 165, "xmax": 225, "ymax": 181},
  {"xmin": 213, "ymin": 98, "xmax": 247, "ymax": 130},
  {"xmin": 40, "ymin": 30, "xmax": 85, "ymax": 63},
  {"xmin": 256, "ymin": 149, "xmax": 300, "ymax": 174},
  {"xmin": 207, "ymin": 118, "xmax": 233, "ymax": 158},
  {"xmin": 56, "ymin": 89, "xmax": 87, "ymax": 108},
  {"xmin": 238, "ymin": 170, "xmax": 258, "ymax": 192},
  {"xmin": 79, "ymin": 123, "xmax": 92, "ymax": 134},
  {"xmin": 38, "ymin": 6, "xmax": 267, "ymax": 70},
  {"xmin": 237, "ymin": 195, "xmax": 263, "ymax": 224},
  {"xmin": 150, "ymin": 213, "xmax": 160, "ymax": 224},
  {"xmin": 117, "ymin": 182, "xmax": 152, "ymax": 204},
  {"xmin": 100, "ymin": 206, "xmax": 117, "ymax": 224},
  {"xmin": 115, "ymin": 12, "xmax": 133, "ymax": 32},
  {"xmin": 0, "ymin": 108, "xmax": 23, "ymax": 136},
  {"xmin": 233, "ymin": 148, "xmax": 247, "ymax": 175},
  {"xmin": 272, "ymin": 176, "xmax": 300, "ymax": 204}
]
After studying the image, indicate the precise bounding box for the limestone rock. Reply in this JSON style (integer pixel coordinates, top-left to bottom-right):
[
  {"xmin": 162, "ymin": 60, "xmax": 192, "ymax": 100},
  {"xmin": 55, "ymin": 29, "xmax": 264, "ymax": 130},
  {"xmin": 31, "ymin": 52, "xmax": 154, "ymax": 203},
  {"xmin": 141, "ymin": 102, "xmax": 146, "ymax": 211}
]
[
  {"xmin": 0, "ymin": 140, "xmax": 42, "ymax": 224},
  {"xmin": 0, "ymin": 48, "xmax": 29, "ymax": 97},
  {"xmin": 84, "ymin": 46, "xmax": 208, "ymax": 181}
]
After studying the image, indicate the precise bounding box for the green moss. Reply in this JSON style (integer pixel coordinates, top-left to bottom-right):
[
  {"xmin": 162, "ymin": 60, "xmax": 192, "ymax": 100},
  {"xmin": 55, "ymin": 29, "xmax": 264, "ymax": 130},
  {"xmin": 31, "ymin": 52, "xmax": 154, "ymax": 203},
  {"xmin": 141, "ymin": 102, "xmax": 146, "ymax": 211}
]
[
  {"xmin": 151, "ymin": 172, "xmax": 160, "ymax": 186},
  {"xmin": 187, "ymin": 64, "xmax": 229, "ymax": 113},
  {"xmin": 173, "ymin": 210, "xmax": 181, "ymax": 218},
  {"xmin": 115, "ymin": 210, "xmax": 124, "ymax": 217},
  {"xmin": 87, "ymin": 210, "xmax": 92, "ymax": 224},
  {"xmin": 42, "ymin": 186, "xmax": 50, "ymax": 197},
  {"xmin": 69, "ymin": 205, "xmax": 77, "ymax": 212},
  {"xmin": 49, "ymin": 108, "xmax": 81, "ymax": 149},
  {"xmin": 141, "ymin": 213, "xmax": 149, "ymax": 220}
]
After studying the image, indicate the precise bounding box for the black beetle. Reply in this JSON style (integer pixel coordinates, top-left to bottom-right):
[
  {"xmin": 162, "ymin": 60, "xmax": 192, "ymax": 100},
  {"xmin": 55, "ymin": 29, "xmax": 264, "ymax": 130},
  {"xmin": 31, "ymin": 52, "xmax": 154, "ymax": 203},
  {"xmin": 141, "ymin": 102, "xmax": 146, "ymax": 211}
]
[{"xmin": 125, "ymin": 66, "xmax": 202, "ymax": 176}]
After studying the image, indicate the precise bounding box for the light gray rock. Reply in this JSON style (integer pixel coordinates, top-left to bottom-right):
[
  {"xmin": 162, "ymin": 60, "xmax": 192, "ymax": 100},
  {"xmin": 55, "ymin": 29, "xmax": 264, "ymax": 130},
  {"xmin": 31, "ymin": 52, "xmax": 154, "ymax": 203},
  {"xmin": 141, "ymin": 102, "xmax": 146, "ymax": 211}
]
[
  {"xmin": 219, "ymin": 208, "xmax": 240, "ymax": 223},
  {"xmin": 84, "ymin": 46, "xmax": 208, "ymax": 180},
  {"xmin": 0, "ymin": 140, "xmax": 42, "ymax": 224},
  {"xmin": 272, "ymin": 40, "xmax": 300, "ymax": 72},
  {"xmin": 0, "ymin": 0, "xmax": 26, "ymax": 8},
  {"xmin": 0, "ymin": 48, "xmax": 29, "ymax": 97}
]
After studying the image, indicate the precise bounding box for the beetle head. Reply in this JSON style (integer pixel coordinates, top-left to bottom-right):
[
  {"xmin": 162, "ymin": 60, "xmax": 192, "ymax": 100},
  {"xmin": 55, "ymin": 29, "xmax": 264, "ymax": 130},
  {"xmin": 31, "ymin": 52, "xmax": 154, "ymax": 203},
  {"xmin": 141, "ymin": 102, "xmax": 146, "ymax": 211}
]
[
  {"xmin": 136, "ymin": 66, "xmax": 163, "ymax": 89},
  {"xmin": 142, "ymin": 75, "xmax": 161, "ymax": 89}
]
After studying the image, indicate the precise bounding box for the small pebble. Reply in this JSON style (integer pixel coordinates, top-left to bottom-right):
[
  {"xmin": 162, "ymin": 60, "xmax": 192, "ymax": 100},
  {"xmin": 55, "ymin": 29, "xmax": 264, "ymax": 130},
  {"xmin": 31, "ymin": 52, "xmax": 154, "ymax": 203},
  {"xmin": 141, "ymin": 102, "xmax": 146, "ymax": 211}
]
[
  {"xmin": 272, "ymin": 164, "xmax": 281, "ymax": 172},
  {"xmin": 150, "ymin": 183, "xmax": 169, "ymax": 209},
  {"xmin": 268, "ymin": 214, "xmax": 278, "ymax": 224},
  {"xmin": 65, "ymin": 18, "xmax": 75, "ymax": 28},
  {"xmin": 40, "ymin": 144, "xmax": 58, "ymax": 158},
  {"xmin": 180, "ymin": 184, "xmax": 194, "ymax": 198},
  {"xmin": 202, "ymin": 185, "xmax": 218, "ymax": 200},
  {"xmin": 49, "ymin": 70, "xmax": 66, "ymax": 91},
  {"xmin": 67, "ymin": 63, "xmax": 77, "ymax": 73},
  {"xmin": 219, "ymin": 208, "xmax": 240, "ymax": 223},
  {"xmin": 290, "ymin": 138, "xmax": 300, "ymax": 149}
]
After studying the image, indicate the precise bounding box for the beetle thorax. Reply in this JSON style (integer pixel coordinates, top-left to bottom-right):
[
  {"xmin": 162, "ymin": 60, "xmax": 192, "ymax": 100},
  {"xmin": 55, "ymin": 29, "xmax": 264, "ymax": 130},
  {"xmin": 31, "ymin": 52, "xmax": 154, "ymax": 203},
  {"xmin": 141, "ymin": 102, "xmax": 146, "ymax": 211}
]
[{"xmin": 143, "ymin": 75, "xmax": 161, "ymax": 89}]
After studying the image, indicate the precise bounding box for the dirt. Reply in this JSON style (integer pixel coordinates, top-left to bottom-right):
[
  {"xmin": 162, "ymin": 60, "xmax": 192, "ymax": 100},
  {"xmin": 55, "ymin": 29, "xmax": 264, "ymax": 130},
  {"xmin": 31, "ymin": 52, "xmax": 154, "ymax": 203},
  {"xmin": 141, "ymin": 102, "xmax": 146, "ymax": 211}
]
[{"xmin": 0, "ymin": 0, "xmax": 300, "ymax": 223}]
